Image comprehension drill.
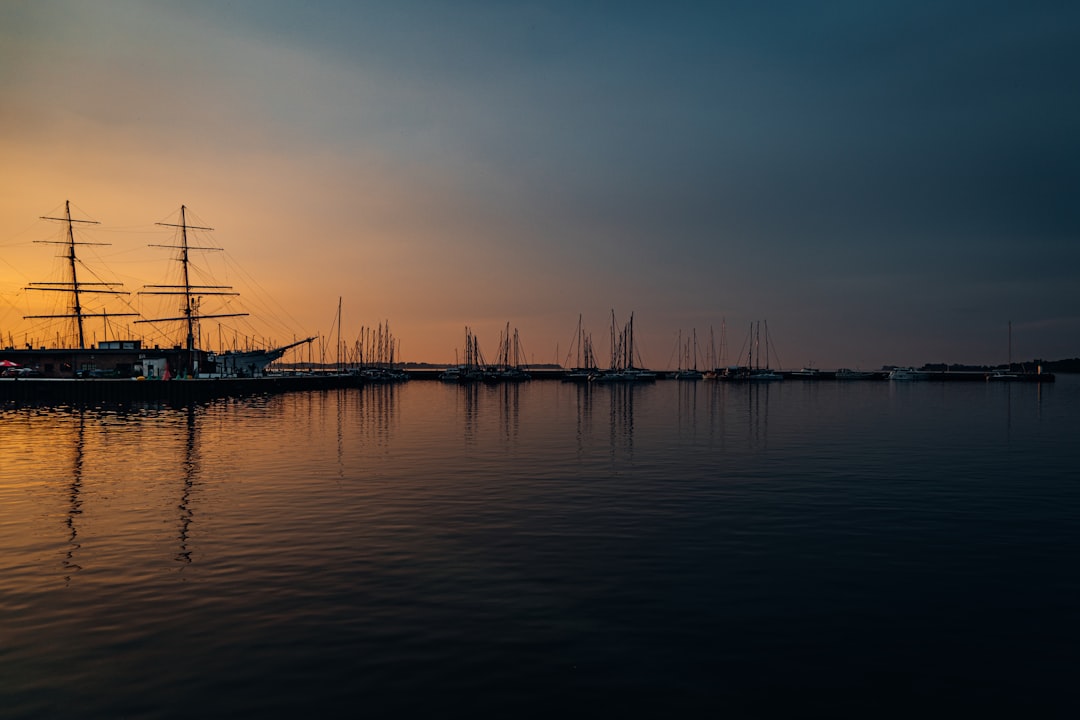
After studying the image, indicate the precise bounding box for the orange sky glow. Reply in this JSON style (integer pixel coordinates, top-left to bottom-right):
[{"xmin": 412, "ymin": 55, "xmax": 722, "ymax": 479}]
[{"xmin": 2, "ymin": 2, "xmax": 1077, "ymax": 369}]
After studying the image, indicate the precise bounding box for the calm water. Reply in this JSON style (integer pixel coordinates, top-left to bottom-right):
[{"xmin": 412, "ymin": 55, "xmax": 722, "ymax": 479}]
[{"xmin": 2, "ymin": 377, "xmax": 1078, "ymax": 717}]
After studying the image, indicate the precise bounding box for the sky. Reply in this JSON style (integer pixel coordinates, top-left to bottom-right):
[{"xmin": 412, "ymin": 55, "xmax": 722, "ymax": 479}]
[{"xmin": 1, "ymin": 0, "xmax": 1077, "ymax": 369}]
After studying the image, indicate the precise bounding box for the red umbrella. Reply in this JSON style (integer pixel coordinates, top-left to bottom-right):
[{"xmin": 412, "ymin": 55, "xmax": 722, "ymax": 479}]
[{"xmin": 0, "ymin": 360, "xmax": 20, "ymax": 367}]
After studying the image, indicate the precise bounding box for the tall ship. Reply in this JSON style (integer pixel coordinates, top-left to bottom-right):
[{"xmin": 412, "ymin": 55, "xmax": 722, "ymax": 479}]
[
  {"xmin": 1, "ymin": 202, "xmax": 340, "ymax": 401},
  {"xmin": 3, "ymin": 200, "xmax": 147, "ymax": 379}
]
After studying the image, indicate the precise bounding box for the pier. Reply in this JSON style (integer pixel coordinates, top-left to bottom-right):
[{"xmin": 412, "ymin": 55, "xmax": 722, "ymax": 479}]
[{"xmin": 0, "ymin": 374, "xmax": 365, "ymax": 404}]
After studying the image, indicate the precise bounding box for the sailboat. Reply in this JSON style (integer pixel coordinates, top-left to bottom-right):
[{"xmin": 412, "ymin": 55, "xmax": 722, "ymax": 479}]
[
  {"xmin": 673, "ymin": 328, "xmax": 703, "ymax": 380},
  {"xmin": 704, "ymin": 319, "xmax": 742, "ymax": 380},
  {"xmin": 485, "ymin": 322, "xmax": 531, "ymax": 381},
  {"xmin": 562, "ymin": 314, "xmax": 599, "ymax": 382},
  {"xmin": 986, "ymin": 321, "xmax": 1054, "ymax": 382},
  {"xmin": 987, "ymin": 321, "xmax": 1020, "ymax": 380},
  {"xmin": 441, "ymin": 326, "xmax": 485, "ymax": 382},
  {"xmin": 590, "ymin": 311, "xmax": 655, "ymax": 382},
  {"xmin": 747, "ymin": 320, "xmax": 782, "ymax": 381},
  {"xmin": 354, "ymin": 321, "xmax": 408, "ymax": 382}
]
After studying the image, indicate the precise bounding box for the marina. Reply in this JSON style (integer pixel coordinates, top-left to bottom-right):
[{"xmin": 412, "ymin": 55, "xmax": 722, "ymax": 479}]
[{"xmin": 0, "ymin": 202, "xmax": 1060, "ymax": 405}]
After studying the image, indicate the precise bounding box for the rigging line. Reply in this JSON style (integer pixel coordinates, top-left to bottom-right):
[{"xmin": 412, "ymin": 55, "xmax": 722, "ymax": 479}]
[
  {"xmin": 64, "ymin": 201, "xmax": 101, "ymax": 224},
  {"xmin": 562, "ymin": 316, "xmax": 588, "ymax": 368},
  {"xmin": 735, "ymin": 325, "xmax": 750, "ymax": 366},
  {"xmin": 666, "ymin": 330, "xmax": 680, "ymax": 370},
  {"xmin": 219, "ymin": 250, "xmax": 309, "ymax": 333},
  {"xmin": 72, "ymin": 258, "xmax": 127, "ymax": 287},
  {"xmin": 0, "ymin": 252, "xmax": 33, "ymax": 283},
  {"xmin": 766, "ymin": 322, "xmax": 782, "ymax": 370},
  {"xmin": 95, "ymin": 223, "xmax": 163, "ymax": 233},
  {"xmin": 1, "ymin": 219, "xmax": 54, "ymax": 246}
]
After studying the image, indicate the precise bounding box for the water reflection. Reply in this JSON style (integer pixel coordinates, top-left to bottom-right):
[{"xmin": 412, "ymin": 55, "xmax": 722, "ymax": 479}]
[
  {"xmin": 349, "ymin": 384, "xmax": 401, "ymax": 467},
  {"xmin": 453, "ymin": 383, "xmax": 522, "ymax": 444},
  {"xmin": 993, "ymin": 379, "xmax": 1048, "ymax": 439},
  {"xmin": 2, "ymin": 379, "xmax": 1078, "ymax": 719},
  {"xmin": 176, "ymin": 405, "xmax": 199, "ymax": 566},
  {"xmin": 573, "ymin": 382, "xmax": 594, "ymax": 457},
  {"xmin": 701, "ymin": 381, "xmax": 775, "ymax": 450},
  {"xmin": 9, "ymin": 377, "xmax": 1066, "ymax": 595},
  {"xmin": 461, "ymin": 384, "xmax": 480, "ymax": 444},
  {"xmin": 62, "ymin": 410, "xmax": 86, "ymax": 583},
  {"xmin": 495, "ymin": 383, "xmax": 521, "ymax": 442},
  {"xmin": 605, "ymin": 383, "xmax": 638, "ymax": 457},
  {"xmin": 675, "ymin": 379, "xmax": 698, "ymax": 433},
  {"xmin": 745, "ymin": 382, "xmax": 773, "ymax": 450}
]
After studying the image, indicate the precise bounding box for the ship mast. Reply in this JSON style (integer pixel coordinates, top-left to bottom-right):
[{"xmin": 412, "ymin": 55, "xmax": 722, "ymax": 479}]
[
  {"xmin": 136, "ymin": 205, "xmax": 248, "ymax": 374},
  {"xmin": 25, "ymin": 200, "xmax": 135, "ymax": 349}
]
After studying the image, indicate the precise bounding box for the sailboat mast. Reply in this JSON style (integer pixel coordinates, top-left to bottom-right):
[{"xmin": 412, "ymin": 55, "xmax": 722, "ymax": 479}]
[
  {"xmin": 61, "ymin": 202, "xmax": 87, "ymax": 348},
  {"xmin": 749, "ymin": 322, "xmax": 755, "ymax": 369},
  {"xmin": 577, "ymin": 314, "xmax": 583, "ymax": 369},
  {"xmin": 721, "ymin": 317, "xmax": 727, "ymax": 367},
  {"xmin": 709, "ymin": 326, "xmax": 716, "ymax": 370},
  {"xmin": 178, "ymin": 206, "xmax": 196, "ymax": 356},
  {"xmin": 138, "ymin": 206, "xmax": 247, "ymax": 375},
  {"xmin": 610, "ymin": 309, "xmax": 616, "ymax": 370},
  {"xmin": 1008, "ymin": 320, "xmax": 1013, "ymax": 371},
  {"xmin": 28, "ymin": 201, "xmax": 132, "ymax": 350},
  {"xmin": 764, "ymin": 320, "xmax": 770, "ymax": 370}
]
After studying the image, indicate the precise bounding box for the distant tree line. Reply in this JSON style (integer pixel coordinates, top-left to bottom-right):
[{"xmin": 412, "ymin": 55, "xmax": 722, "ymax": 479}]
[{"xmin": 917, "ymin": 358, "xmax": 1080, "ymax": 373}]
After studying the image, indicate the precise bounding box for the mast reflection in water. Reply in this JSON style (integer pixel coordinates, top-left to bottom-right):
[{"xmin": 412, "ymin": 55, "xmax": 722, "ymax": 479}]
[{"xmin": 1, "ymin": 378, "xmax": 1079, "ymax": 717}]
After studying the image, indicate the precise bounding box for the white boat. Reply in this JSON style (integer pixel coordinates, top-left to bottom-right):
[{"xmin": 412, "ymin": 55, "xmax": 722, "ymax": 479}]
[
  {"xmin": 673, "ymin": 329, "xmax": 703, "ymax": 380},
  {"xmin": 443, "ymin": 327, "xmax": 486, "ymax": 382},
  {"xmin": 888, "ymin": 367, "xmax": 928, "ymax": 381},
  {"xmin": 835, "ymin": 368, "xmax": 876, "ymax": 380},
  {"xmin": 590, "ymin": 367, "xmax": 657, "ymax": 383},
  {"xmin": 738, "ymin": 320, "xmax": 783, "ymax": 381}
]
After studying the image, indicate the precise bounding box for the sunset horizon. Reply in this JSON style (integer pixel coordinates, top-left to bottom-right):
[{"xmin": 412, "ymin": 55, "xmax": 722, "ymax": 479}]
[{"xmin": 3, "ymin": 3, "xmax": 1077, "ymax": 369}]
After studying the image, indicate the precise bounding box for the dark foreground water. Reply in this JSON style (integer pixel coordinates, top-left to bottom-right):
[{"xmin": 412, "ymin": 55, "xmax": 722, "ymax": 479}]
[{"xmin": 2, "ymin": 377, "xmax": 1078, "ymax": 718}]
